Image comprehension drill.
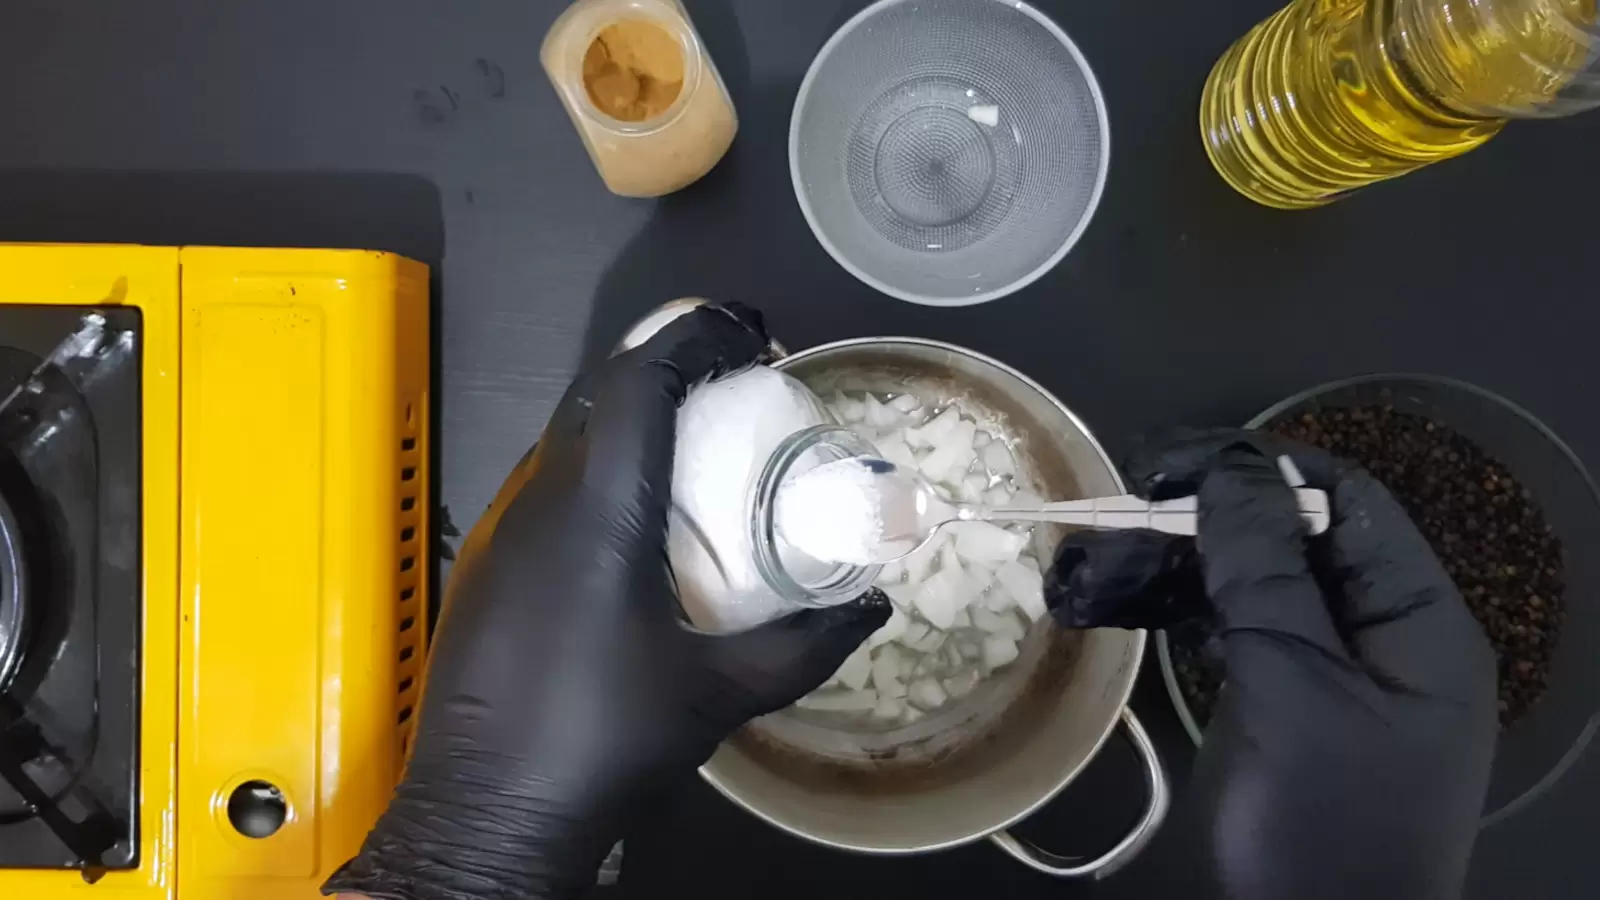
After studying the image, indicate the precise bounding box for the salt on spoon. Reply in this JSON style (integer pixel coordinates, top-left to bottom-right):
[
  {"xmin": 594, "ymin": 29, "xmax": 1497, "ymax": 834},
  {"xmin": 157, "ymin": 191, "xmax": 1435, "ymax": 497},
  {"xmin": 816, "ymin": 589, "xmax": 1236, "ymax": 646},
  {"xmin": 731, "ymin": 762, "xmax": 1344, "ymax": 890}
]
[
  {"xmin": 774, "ymin": 457, "xmax": 913, "ymax": 565},
  {"xmin": 777, "ymin": 456, "xmax": 1332, "ymax": 566}
]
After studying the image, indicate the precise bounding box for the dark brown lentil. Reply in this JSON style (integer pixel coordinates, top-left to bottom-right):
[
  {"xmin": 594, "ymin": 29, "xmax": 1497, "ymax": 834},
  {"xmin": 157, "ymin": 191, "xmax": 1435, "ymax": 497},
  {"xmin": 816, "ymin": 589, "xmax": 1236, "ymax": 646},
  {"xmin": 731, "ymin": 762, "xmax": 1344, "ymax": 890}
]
[
  {"xmin": 1171, "ymin": 404, "xmax": 1565, "ymax": 731},
  {"xmin": 1168, "ymin": 616, "xmax": 1225, "ymax": 729}
]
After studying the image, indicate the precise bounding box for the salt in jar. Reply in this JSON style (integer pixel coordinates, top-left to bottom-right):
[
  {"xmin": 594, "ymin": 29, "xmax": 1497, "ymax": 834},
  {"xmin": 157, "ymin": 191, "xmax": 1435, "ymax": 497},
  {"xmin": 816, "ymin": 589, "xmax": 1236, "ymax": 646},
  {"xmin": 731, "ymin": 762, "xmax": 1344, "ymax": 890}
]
[
  {"xmin": 670, "ymin": 367, "xmax": 881, "ymax": 632},
  {"xmin": 617, "ymin": 300, "xmax": 879, "ymax": 632}
]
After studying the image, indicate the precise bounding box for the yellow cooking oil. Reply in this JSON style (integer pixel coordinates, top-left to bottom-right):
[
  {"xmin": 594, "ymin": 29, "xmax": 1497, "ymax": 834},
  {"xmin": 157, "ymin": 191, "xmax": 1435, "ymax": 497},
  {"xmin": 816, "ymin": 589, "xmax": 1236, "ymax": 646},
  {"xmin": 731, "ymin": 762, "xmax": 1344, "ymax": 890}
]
[{"xmin": 1201, "ymin": 0, "xmax": 1598, "ymax": 208}]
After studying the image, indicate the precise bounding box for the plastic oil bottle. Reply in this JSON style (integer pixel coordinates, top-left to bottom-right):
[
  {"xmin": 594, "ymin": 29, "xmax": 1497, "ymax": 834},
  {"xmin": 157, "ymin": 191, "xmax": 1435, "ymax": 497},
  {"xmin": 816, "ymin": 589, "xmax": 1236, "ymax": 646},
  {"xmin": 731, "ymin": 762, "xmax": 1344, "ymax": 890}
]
[{"xmin": 1201, "ymin": 0, "xmax": 1600, "ymax": 208}]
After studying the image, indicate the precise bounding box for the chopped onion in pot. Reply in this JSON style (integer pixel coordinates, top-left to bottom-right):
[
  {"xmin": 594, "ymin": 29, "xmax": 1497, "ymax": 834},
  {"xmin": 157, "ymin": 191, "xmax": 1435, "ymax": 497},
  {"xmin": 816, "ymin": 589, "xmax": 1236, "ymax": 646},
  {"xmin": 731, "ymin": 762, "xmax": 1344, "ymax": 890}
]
[{"xmin": 793, "ymin": 390, "xmax": 1052, "ymax": 727}]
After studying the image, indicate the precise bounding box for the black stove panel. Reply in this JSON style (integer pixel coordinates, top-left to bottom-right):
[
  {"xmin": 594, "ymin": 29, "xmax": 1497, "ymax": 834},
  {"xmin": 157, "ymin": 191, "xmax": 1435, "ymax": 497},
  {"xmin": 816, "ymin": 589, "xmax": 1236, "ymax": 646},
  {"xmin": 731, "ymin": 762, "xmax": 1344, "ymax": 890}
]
[{"xmin": 0, "ymin": 305, "xmax": 140, "ymax": 871}]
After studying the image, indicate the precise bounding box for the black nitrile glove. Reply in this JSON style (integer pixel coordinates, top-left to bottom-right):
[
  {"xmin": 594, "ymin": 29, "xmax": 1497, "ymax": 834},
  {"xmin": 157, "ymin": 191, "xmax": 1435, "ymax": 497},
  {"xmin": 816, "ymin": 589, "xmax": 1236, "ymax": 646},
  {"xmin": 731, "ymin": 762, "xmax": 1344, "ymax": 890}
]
[
  {"xmin": 1046, "ymin": 527, "xmax": 1204, "ymax": 629},
  {"xmin": 1047, "ymin": 429, "xmax": 1497, "ymax": 900},
  {"xmin": 323, "ymin": 305, "xmax": 889, "ymax": 900}
]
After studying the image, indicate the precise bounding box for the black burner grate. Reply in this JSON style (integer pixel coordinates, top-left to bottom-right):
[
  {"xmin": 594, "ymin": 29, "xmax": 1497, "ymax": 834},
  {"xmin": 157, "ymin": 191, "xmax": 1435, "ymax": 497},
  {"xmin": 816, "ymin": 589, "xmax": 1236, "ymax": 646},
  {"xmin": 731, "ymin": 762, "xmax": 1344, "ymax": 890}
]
[
  {"xmin": 0, "ymin": 487, "xmax": 24, "ymax": 692},
  {"xmin": 0, "ymin": 306, "xmax": 141, "ymax": 871}
]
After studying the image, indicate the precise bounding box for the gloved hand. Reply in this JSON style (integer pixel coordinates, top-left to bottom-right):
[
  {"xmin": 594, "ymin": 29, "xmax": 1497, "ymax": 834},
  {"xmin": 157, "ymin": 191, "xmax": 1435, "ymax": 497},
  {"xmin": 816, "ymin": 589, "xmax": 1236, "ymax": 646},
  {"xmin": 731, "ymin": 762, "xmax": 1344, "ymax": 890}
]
[
  {"xmin": 323, "ymin": 305, "xmax": 889, "ymax": 900},
  {"xmin": 1046, "ymin": 527, "xmax": 1205, "ymax": 630},
  {"xmin": 1046, "ymin": 429, "xmax": 1497, "ymax": 900}
]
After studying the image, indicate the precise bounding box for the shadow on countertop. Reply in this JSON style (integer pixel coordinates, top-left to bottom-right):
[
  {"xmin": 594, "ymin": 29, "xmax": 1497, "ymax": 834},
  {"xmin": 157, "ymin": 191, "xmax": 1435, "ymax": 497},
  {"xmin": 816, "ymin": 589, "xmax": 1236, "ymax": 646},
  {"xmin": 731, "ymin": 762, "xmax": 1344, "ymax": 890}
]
[{"xmin": 0, "ymin": 168, "xmax": 445, "ymax": 263}]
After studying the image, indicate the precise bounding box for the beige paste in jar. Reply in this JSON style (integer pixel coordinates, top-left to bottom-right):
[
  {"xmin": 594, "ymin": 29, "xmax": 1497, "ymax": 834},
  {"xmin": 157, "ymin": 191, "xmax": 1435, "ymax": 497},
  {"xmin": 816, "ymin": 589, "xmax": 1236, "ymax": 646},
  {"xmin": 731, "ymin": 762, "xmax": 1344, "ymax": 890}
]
[{"xmin": 543, "ymin": 0, "xmax": 738, "ymax": 198}]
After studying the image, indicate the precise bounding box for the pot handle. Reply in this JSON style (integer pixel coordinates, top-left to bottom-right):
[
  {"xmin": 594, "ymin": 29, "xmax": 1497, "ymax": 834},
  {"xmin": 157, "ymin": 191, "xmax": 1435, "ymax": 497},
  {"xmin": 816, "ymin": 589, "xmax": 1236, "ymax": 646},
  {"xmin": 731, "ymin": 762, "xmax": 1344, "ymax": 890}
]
[{"xmin": 988, "ymin": 708, "xmax": 1170, "ymax": 879}]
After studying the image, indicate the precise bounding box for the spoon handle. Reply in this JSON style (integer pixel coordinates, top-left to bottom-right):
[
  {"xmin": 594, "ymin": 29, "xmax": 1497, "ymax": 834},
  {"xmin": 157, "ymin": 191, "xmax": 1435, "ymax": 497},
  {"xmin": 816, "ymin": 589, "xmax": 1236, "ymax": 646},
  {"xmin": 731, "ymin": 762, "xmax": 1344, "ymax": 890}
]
[{"xmin": 978, "ymin": 488, "xmax": 1331, "ymax": 536}]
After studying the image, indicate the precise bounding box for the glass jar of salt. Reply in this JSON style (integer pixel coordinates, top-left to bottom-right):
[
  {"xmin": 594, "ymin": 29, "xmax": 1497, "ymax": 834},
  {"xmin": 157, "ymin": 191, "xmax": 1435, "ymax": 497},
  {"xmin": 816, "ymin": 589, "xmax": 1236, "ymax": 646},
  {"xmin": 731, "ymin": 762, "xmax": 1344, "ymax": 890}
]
[{"xmin": 671, "ymin": 366, "xmax": 881, "ymax": 632}]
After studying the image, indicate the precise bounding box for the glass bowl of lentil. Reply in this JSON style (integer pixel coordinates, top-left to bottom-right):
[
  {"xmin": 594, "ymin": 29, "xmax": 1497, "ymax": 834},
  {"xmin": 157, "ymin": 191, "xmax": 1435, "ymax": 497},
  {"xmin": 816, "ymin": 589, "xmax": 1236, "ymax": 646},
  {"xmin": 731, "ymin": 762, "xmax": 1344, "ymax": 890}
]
[{"xmin": 1157, "ymin": 373, "xmax": 1600, "ymax": 824}]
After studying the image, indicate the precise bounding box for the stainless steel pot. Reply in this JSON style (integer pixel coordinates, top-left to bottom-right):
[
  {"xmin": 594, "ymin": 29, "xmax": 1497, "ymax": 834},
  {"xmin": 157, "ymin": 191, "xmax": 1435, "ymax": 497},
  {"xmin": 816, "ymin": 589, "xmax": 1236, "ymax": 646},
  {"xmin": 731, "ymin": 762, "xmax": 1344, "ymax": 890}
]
[{"xmin": 700, "ymin": 337, "xmax": 1168, "ymax": 879}]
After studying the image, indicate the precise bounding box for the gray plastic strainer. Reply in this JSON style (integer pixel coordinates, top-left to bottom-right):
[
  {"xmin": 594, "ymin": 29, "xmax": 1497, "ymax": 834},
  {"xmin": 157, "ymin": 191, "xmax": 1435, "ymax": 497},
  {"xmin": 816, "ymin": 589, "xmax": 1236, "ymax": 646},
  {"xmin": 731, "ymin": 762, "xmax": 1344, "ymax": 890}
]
[{"xmin": 791, "ymin": 0, "xmax": 1110, "ymax": 307}]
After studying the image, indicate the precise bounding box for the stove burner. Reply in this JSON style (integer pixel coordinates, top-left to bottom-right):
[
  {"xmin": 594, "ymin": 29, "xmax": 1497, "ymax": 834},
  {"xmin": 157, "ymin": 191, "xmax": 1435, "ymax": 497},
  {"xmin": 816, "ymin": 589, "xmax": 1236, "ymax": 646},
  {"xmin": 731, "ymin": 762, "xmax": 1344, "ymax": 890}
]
[
  {"xmin": 0, "ymin": 306, "xmax": 141, "ymax": 871},
  {"xmin": 0, "ymin": 488, "xmax": 23, "ymax": 692}
]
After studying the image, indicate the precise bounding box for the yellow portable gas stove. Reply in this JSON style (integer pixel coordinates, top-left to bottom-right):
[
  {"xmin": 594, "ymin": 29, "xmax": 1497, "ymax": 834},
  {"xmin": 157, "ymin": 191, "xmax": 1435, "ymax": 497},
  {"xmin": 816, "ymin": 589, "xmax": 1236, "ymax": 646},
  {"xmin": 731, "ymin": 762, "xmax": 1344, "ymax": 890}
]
[{"xmin": 0, "ymin": 244, "xmax": 430, "ymax": 900}]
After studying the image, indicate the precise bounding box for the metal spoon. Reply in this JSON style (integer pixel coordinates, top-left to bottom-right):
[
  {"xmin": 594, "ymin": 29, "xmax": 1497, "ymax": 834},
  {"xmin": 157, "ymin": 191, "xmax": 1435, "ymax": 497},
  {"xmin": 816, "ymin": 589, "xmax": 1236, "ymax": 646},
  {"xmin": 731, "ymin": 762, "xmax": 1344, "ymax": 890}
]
[{"xmin": 815, "ymin": 456, "xmax": 1331, "ymax": 565}]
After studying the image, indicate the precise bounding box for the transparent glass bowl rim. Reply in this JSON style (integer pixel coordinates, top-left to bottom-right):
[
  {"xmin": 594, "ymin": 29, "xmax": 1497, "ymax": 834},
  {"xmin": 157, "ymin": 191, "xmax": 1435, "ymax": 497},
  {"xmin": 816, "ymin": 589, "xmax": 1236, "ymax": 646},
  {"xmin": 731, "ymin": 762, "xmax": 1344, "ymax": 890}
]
[
  {"xmin": 786, "ymin": 0, "xmax": 1112, "ymax": 307},
  {"xmin": 1155, "ymin": 371, "xmax": 1600, "ymax": 826}
]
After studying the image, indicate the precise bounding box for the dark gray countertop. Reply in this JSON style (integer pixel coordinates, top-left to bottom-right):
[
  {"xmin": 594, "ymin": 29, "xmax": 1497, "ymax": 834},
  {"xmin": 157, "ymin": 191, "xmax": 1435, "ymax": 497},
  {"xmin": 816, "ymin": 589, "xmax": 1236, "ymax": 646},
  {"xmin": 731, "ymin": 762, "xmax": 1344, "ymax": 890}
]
[{"xmin": 2, "ymin": 0, "xmax": 1597, "ymax": 896}]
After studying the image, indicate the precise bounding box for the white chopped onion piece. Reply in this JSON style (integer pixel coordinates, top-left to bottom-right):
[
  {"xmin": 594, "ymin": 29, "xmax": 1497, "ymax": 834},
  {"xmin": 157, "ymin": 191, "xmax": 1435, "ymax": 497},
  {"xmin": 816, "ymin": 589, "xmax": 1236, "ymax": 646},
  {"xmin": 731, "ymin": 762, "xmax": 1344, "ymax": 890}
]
[
  {"xmin": 959, "ymin": 473, "xmax": 988, "ymax": 503},
  {"xmin": 964, "ymin": 557, "xmax": 997, "ymax": 586},
  {"xmin": 981, "ymin": 635, "xmax": 1019, "ymax": 669},
  {"xmin": 871, "ymin": 644, "xmax": 902, "ymax": 689},
  {"xmin": 889, "ymin": 393, "xmax": 922, "ymax": 414},
  {"xmin": 835, "ymin": 644, "xmax": 873, "ymax": 690},
  {"xmin": 875, "ymin": 435, "xmax": 918, "ymax": 471},
  {"xmin": 902, "ymin": 532, "xmax": 944, "ymax": 585},
  {"xmin": 997, "ymin": 559, "xmax": 1048, "ymax": 622},
  {"xmin": 938, "ymin": 540, "xmax": 962, "ymax": 573},
  {"xmin": 973, "ymin": 605, "xmax": 1026, "ymax": 641},
  {"xmin": 983, "ymin": 484, "xmax": 1013, "ymax": 507},
  {"xmin": 902, "ymin": 424, "xmax": 933, "ymax": 450},
  {"xmin": 899, "ymin": 654, "xmax": 919, "ymax": 680},
  {"xmin": 803, "ymin": 389, "xmax": 1052, "ymax": 719},
  {"xmin": 909, "ymin": 677, "xmax": 949, "ymax": 710},
  {"xmin": 1010, "ymin": 489, "xmax": 1043, "ymax": 509},
  {"xmin": 981, "ymin": 441, "xmax": 1016, "ymax": 476},
  {"xmin": 951, "ymin": 521, "xmax": 1026, "ymax": 563},
  {"xmin": 984, "ymin": 582, "xmax": 1018, "ymax": 613},
  {"xmin": 882, "ymin": 584, "xmax": 917, "ymax": 611},
  {"xmin": 913, "ymin": 628, "xmax": 947, "ymax": 654},
  {"xmin": 868, "ymin": 607, "xmax": 909, "ymax": 648},
  {"xmin": 797, "ymin": 689, "xmax": 878, "ymax": 712},
  {"xmin": 833, "ymin": 392, "xmax": 866, "ymax": 424},
  {"xmin": 862, "ymin": 394, "xmax": 899, "ymax": 429},
  {"xmin": 920, "ymin": 406, "xmax": 962, "ymax": 444},
  {"xmin": 919, "ymin": 423, "xmax": 976, "ymax": 482},
  {"xmin": 945, "ymin": 670, "xmax": 980, "ymax": 699},
  {"xmin": 878, "ymin": 559, "xmax": 906, "ymax": 584},
  {"xmin": 873, "ymin": 696, "xmax": 906, "ymax": 719},
  {"xmin": 899, "ymin": 621, "xmax": 930, "ymax": 648},
  {"xmin": 914, "ymin": 567, "xmax": 962, "ymax": 629}
]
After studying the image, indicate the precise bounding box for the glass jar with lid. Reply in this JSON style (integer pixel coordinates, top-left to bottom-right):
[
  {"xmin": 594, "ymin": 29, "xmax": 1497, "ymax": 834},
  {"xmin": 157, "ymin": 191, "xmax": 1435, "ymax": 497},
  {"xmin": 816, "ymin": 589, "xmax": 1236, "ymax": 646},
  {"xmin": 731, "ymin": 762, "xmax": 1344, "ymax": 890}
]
[
  {"xmin": 542, "ymin": 0, "xmax": 738, "ymax": 197},
  {"xmin": 668, "ymin": 368, "xmax": 882, "ymax": 633},
  {"xmin": 747, "ymin": 425, "xmax": 884, "ymax": 609},
  {"xmin": 617, "ymin": 301, "xmax": 880, "ymax": 633}
]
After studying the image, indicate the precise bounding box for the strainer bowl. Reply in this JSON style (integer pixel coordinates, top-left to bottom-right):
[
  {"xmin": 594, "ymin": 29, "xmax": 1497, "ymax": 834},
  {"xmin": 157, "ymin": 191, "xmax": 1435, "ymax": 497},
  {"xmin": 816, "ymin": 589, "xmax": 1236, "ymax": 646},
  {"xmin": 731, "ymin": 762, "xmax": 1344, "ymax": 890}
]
[{"xmin": 790, "ymin": 0, "xmax": 1110, "ymax": 307}]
